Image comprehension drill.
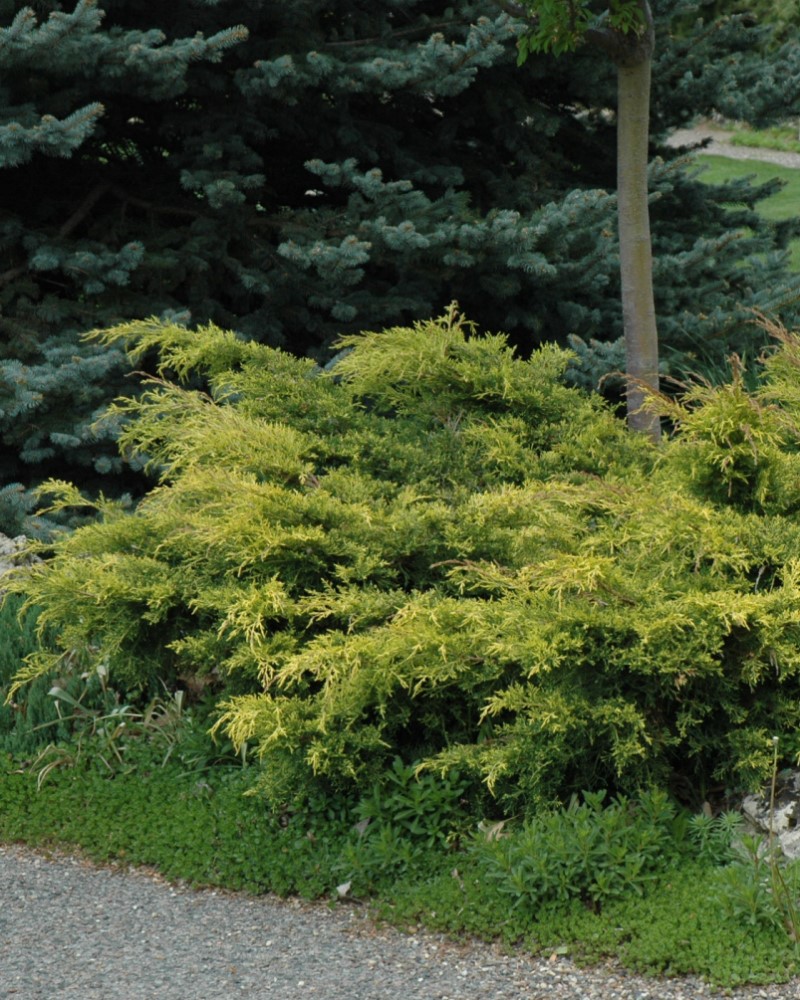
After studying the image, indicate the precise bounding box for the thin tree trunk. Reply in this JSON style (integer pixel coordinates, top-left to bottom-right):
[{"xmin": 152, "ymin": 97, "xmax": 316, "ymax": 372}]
[{"xmin": 617, "ymin": 55, "xmax": 660, "ymax": 442}]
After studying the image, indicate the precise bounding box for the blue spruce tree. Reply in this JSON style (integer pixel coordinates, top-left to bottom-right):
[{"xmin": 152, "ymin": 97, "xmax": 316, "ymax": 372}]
[{"xmin": 1, "ymin": 0, "xmax": 799, "ymax": 531}]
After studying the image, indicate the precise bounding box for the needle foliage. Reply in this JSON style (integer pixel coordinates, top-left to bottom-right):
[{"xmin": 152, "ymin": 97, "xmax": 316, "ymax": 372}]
[{"xmin": 6, "ymin": 309, "xmax": 800, "ymax": 812}]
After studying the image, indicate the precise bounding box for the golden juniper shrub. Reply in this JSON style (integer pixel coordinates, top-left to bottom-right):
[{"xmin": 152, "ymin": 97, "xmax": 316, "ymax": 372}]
[{"xmin": 7, "ymin": 309, "xmax": 800, "ymax": 810}]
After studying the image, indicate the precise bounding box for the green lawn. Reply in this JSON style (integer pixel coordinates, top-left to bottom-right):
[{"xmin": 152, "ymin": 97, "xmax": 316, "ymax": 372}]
[{"xmin": 696, "ymin": 154, "xmax": 800, "ymax": 270}]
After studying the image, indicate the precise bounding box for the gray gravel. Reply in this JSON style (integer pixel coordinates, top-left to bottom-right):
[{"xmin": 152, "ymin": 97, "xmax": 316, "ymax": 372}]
[
  {"xmin": 665, "ymin": 124, "xmax": 800, "ymax": 169},
  {"xmin": 1, "ymin": 843, "xmax": 799, "ymax": 1000}
]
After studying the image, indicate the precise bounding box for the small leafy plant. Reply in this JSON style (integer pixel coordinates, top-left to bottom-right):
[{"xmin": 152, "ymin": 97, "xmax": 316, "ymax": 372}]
[
  {"xmin": 26, "ymin": 665, "xmax": 190, "ymax": 785},
  {"xmin": 355, "ymin": 757, "xmax": 471, "ymax": 848},
  {"xmin": 333, "ymin": 757, "xmax": 472, "ymax": 893},
  {"xmin": 686, "ymin": 808, "xmax": 743, "ymax": 866},
  {"xmin": 1, "ymin": 614, "xmax": 243, "ymax": 785},
  {"xmin": 714, "ymin": 832, "xmax": 800, "ymax": 934},
  {"xmin": 472, "ymin": 789, "xmax": 691, "ymax": 913},
  {"xmin": 0, "ymin": 596, "xmax": 111, "ymax": 755}
]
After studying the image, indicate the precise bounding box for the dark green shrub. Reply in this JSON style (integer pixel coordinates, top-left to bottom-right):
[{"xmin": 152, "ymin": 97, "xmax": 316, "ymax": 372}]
[{"xmin": 355, "ymin": 757, "xmax": 471, "ymax": 849}]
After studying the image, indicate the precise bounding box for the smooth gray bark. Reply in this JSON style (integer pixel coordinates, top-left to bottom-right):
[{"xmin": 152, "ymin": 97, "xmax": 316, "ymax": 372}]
[
  {"xmin": 579, "ymin": 1, "xmax": 662, "ymax": 440},
  {"xmin": 617, "ymin": 52, "xmax": 660, "ymax": 442},
  {"xmin": 506, "ymin": 0, "xmax": 661, "ymax": 440}
]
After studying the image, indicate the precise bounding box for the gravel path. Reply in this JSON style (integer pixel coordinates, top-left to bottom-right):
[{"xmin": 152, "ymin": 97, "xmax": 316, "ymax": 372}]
[
  {"xmin": 1, "ymin": 842, "xmax": 799, "ymax": 1000},
  {"xmin": 665, "ymin": 124, "xmax": 800, "ymax": 169}
]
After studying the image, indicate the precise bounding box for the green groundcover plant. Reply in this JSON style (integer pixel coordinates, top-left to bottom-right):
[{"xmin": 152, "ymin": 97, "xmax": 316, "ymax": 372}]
[{"xmin": 6, "ymin": 307, "xmax": 800, "ymax": 815}]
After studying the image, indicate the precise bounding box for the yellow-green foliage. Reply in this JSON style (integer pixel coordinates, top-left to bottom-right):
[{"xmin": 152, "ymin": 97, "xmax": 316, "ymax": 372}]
[{"xmin": 7, "ymin": 309, "xmax": 800, "ymax": 810}]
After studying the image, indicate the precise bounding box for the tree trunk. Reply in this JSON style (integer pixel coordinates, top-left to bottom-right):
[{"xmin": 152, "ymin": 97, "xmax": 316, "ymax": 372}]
[{"xmin": 617, "ymin": 54, "xmax": 660, "ymax": 442}]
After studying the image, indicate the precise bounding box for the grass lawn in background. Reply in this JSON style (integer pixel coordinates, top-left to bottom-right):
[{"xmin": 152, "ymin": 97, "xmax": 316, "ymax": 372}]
[{"xmin": 696, "ymin": 154, "xmax": 800, "ymax": 271}]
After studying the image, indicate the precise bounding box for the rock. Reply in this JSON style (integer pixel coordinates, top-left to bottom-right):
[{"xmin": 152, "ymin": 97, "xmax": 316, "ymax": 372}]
[
  {"xmin": 0, "ymin": 534, "xmax": 38, "ymax": 592},
  {"xmin": 741, "ymin": 770, "xmax": 800, "ymax": 860}
]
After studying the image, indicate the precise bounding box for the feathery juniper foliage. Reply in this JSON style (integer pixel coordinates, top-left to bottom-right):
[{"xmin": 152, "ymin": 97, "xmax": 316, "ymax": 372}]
[{"xmin": 7, "ymin": 311, "xmax": 800, "ymax": 813}]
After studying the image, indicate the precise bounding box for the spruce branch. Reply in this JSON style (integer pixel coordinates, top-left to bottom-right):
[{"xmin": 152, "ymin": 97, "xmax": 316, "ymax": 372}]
[
  {"xmin": 109, "ymin": 184, "xmax": 204, "ymax": 221},
  {"xmin": 493, "ymin": 0, "xmax": 531, "ymax": 22},
  {"xmin": 106, "ymin": 184, "xmax": 287, "ymax": 231},
  {"xmin": 323, "ymin": 19, "xmax": 472, "ymax": 48},
  {"xmin": 0, "ymin": 181, "xmax": 112, "ymax": 289},
  {"xmin": 0, "ymin": 263, "xmax": 27, "ymax": 289},
  {"xmin": 58, "ymin": 181, "xmax": 112, "ymax": 238}
]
